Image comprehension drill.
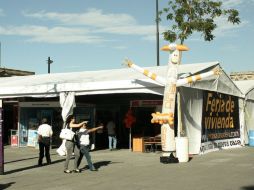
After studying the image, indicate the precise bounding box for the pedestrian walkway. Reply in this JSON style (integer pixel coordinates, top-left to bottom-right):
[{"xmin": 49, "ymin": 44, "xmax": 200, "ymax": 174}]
[{"xmin": 1, "ymin": 145, "xmax": 254, "ymax": 190}]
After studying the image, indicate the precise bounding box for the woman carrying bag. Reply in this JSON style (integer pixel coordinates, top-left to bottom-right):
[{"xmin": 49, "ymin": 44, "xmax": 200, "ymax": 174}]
[{"xmin": 64, "ymin": 115, "xmax": 86, "ymax": 174}]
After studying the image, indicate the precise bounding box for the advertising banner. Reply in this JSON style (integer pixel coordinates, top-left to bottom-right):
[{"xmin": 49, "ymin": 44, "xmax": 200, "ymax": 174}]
[
  {"xmin": 27, "ymin": 130, "xmax": 39, "ymax": 148},
  {"xmin": 200, "ymin": 91, "xmax": 241, "ymax": 153}
]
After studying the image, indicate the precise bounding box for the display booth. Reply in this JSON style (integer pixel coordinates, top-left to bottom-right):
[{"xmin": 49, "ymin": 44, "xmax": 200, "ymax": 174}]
[
  {"xmin": 0, "ymin": 61, "xmax": 246, "ymax": 154},
  {"xmin": 17, "ymin": 101, "xmax": 95, "ymax": 148},
  {"xmin": 18, "ymin": 102, "xmax": 60, "ymax": 147},
  {"xmin": 130, "ymin": 100, "xmax": 162, "ymax": 152}
]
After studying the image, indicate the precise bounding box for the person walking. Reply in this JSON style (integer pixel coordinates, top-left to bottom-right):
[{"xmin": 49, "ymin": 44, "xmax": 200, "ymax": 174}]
[
  {"xmin": 37, "ymin": 118, "xmax": 53, "ymax": 166},
  {"xmin": 106, "ymin": 118, "xmax": 117, "ymax": 151},
  {"xmin": 77, "ymin": 122, "xmax": 103, "ymax": 172},
  {"xmin": 63, "ymin": 115, "xmax": 86, "ymax": 174}
]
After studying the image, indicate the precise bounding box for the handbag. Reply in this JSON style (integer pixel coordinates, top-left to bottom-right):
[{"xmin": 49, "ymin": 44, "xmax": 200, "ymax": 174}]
[
  {"xmin": 38, "ymin": 134, "xmax": 42, "ymax": 142},
  {"xmin": 56, "ymin": 139, "xmax": 67, "ymax": 156},
  {"xmin": 59, "ymin": 128, "xmax": 75, "ymax": 141}
]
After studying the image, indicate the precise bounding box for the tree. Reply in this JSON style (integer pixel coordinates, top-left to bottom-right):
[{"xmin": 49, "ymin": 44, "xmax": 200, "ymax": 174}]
[{"xmin": 159, "ymin": 0, "xmax": 241, "ymax": 44}]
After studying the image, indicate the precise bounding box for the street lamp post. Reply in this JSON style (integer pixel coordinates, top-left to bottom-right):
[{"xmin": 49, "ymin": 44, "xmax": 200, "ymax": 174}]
[
  {"xmin": 47, "ymin": 57, "xmax": 53, "ymax": 74},
  {"xmin": 0, "ymin": 102, "xmax": 4, "ymax": 175},
  {"xmin": 156, "ymin": 0, "xmax": 160, "ymax": 66}
]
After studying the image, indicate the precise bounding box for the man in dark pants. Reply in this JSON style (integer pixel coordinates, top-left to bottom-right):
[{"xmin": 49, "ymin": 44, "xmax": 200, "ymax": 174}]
[{"xmin": 37, "ymin": 118, "xmax": 53, "ymax": 166}]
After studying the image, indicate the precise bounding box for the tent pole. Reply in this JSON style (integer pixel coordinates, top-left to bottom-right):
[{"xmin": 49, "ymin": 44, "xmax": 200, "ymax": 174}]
[
  {"xmin": 177, "ymin": 48, "xmax": 183, "ymax": 137},
  {"xmin": 129, "ymin": 127, "xmax": 132, "ymax": 151},
  {"xmin": 177, "ymin": 90, "xmax": 182, "ymax": 137}
]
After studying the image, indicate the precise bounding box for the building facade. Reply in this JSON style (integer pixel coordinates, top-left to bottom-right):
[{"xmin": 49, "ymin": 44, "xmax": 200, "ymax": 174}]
[
  {"xmin": 0, "ymin": 67, "xmax": 34, "ymax": 145},
  {"xmin": 230, "ymin": 71, "xmax": 254, "ymax": 81}
]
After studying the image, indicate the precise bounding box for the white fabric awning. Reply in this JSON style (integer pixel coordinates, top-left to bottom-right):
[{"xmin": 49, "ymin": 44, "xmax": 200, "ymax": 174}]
[{"xmin": 0, "ymin": 61, "xmax": 242, "ymax": 98}]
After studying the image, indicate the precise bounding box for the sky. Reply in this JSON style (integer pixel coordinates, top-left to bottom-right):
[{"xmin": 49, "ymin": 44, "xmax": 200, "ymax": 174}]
[{"xmin": 0, "ymin": 0, "xmax": 253, "ymax": 75}]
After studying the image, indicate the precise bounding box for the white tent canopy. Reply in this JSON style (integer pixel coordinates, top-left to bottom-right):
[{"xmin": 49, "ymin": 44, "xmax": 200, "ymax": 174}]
[
  {"xmin": 234, "ymin": 80, "xmax": 254, "ymax": 144},
  {"xmin": 0, "ymin": 62, "xmax": 243, "ymax": 99},
  {"xmin": 234, "ymin": 80, "xmax": 254, "ymax": 100},
  {"xmin": 0, "ymin": 61, "xmax": 244, "ymax": 154}
]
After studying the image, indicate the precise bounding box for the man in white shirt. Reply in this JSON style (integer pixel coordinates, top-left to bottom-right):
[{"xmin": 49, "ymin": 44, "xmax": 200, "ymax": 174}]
[{"xmin": 37, "ymin": 118, "xmax": 53, "ymax": 166}]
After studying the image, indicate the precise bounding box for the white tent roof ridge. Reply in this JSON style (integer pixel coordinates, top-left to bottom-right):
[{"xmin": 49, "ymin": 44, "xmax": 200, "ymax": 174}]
[
  {"xmin": 234, "ymin": 80, "xmax": 254, "ymax": 93},
  {"xmin": 246, "ymin": 87, "xmax": 254, "ymax": 100},
  {"xmin": 234, "ymin": 80, "xmax": 254, "ymax": 100},
  {"xmin": 0, "ymin": 61, "xmax": 241, "ymax": 98},
  {"xmin": 219, "ymin": 68, "xmax": 244, "ymax": 97}
]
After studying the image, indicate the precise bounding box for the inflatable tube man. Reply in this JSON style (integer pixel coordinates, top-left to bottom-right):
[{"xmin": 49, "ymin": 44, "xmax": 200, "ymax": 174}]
[{"xmin": 124, "ymin": 43, "xmax": 220, "ymax": 162}]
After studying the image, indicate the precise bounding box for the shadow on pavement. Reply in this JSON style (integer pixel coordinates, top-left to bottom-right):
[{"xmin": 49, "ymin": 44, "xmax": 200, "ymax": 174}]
[
  {"xmin": 4, "ymin": 156, "xmax": 39, "ymax": 164},
  {"xmin": 94, "ymin": 161, "xmax": 112, "ymax": 169},
  {"xmin": 4, "ymin": 153, "xmax": 58, "ymax": 164},
  {"xmin": 4, "ymin": 158, "xmax": 66, "ymax": 175},
  {"xmin": 0, "ymin": 182, "xmax": 15, "ymax": 189},
  {"xmin": 241, "ymin": 186, "xmax": 254, "ymax": 190},
  {"xmin": 51, "ymin": 158, "xmax": 66, "ymax": 165},
  {"xmin": 80, "ymin": 160, "xmax": 123, "ymax": 170}
]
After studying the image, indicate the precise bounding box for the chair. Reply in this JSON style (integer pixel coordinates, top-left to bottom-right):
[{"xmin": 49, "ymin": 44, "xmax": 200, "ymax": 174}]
[
  {"xmin": 143, "ymin": 137, "xmax": 154, "ymax": 152},
  {"xmin": 154, "ymin": 136, "xmax": 161, "ymax": 152}
]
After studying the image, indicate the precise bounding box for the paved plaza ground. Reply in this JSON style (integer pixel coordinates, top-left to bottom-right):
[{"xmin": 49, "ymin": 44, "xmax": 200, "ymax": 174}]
[{"xmin": 1, "ymin": 145, "xmax": 254, "ymax": 190}]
